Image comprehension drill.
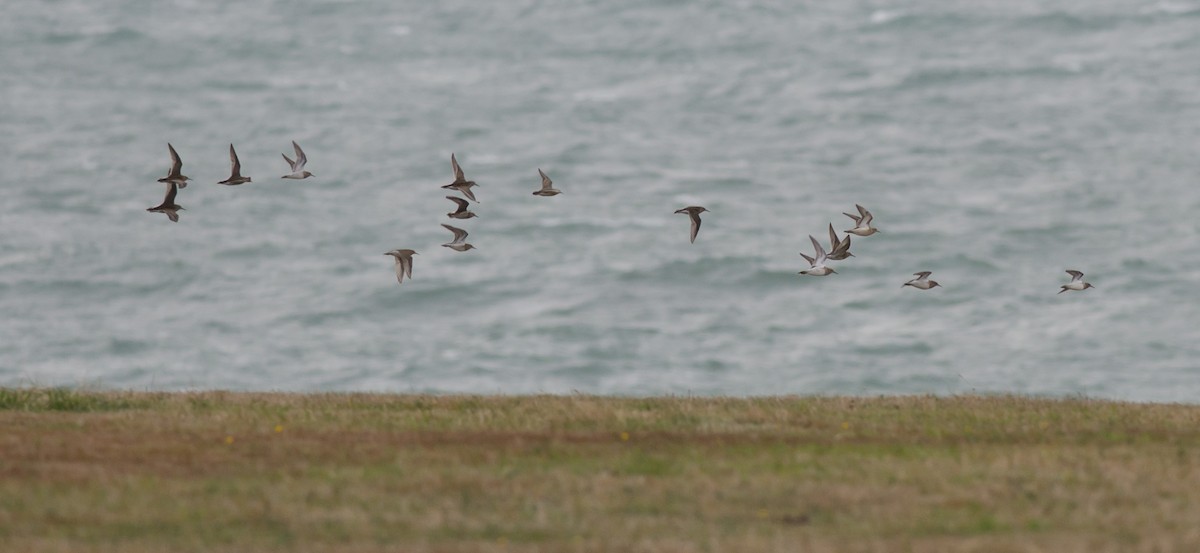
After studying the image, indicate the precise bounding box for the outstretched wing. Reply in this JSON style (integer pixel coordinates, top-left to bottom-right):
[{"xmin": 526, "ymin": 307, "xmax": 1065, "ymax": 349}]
[
  {"xmin": 827, "ymin": 223, "xmax": 841, "ymax": 250},
  {"xmin": 167, "ymin": 143, "xmax": 182, "ymax": 176},
  {"xmin": 450, "ymin": 153, "xmax": 465, "ymax": 182},
  {"xmin": 441, "ymin": 223, "xmax": 469, "ymax": 243},
  {"xmin": 1065, "ymin": 270, "xmax": 1084, "ymax": 281},
  {"xmin": 913, "ymin": 271, "xmax": 932, "ymax": 279},
  {"xmin": 282, "ymin": 152, "xmax": 297, "ymax": 172},
  {"xmin": 228, "ymin": 144, "xmax": 241, "ymax": 176},
  {"xmin": 538, "ymin": 168, "xmax": 553, "ymax": 189},
  {"xmin": 809, "ymin": 234, "xmax": 827, "ymax": 263},
  {"xmin": 688, "ymin": 212, "xmax": 702, "ymax": 243},
  {"xmin": 163, "ymin": 182, "xmax": 178, "ymax": 205},
  {"xmin": 292, "ymin": 141, "xmax": 307, "ymax": 170},
  {"xmin": 446, "ymin": 196, "xmax": 470, "ymax": 212}
]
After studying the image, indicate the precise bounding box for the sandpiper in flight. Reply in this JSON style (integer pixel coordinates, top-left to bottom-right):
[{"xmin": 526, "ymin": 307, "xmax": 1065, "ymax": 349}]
[
  {"xmin": 1058, "ymin": 270, "xmax": 1094, "ymax": 294},
  {"xmin": 281, "ymin": 141, "xmax": 314, "ymax": 179},
  {"xmin": 844, "ymin": 204, "xmax": 879, "ymax": 236},
  {"xmin": 158, "ymin": 143, "xmax": 190, "ymax": 189},
  {"xmin": 532, "ymin": 168, "xmax": 561, "ymax": 196},
  {"xmin": 903, "ymin": 271, "xmax": 941, "ymax": 290},
  {"xmin": 441, "ymin": 153, "xmax": 479, "ymax": 202},
  {"xmin": 147, "ymin": 182, "xmax": 184, "ymax": 222},
  {"xmin": 218, "ymin": 144, "xmax": 252, "ymax": 185},
  {"xmin": 384, "ymin": 249, "xmax": 417, "ymax": 285},
  {"xmin": 445, "ymin": 196, "xmax": 478, "ymax": 219},
  {"xmin": 826, "ymin": 223, "xmax": 854, "ymax": 261},
  {"xmin": 441, "ymin": 224, "xmax": 476, "ymax": 252},
  {"xmin": 674, "ymin": 206, "xmax": 709, "ymax": 244},
  {"xmin": 799, "ymin": 235, "xmax": 837, "ymax": 276}
]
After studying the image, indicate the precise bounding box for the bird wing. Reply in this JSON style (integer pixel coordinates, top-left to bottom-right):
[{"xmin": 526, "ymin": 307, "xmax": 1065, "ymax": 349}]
[
  {"xmin": 843, "ymin": 211, "xmax": 863, "ymax": 225},
  {"xmin": 827, "ymin": 223, "xmax": 841, "ymax": 250},
  {"xmin": 163, "ymin": 182, "xmax": 179, "ymax": 205},
  {"xmin": 913, "ymin": 271, "xmax": 932, "ymax": 279},
  {"xmin": 398, "ymin": 260, "xmax": 412, "ymax": 284},
  {"xmin": 228, "ymin": 144, "xmax": 241, "ymax": 176},
  {"xmin": 809, "ymin": 234, "xmax": 827, "ymax": 264},
  {"xmin": 451, "ymin": 153, "xmax": 465, "ymax": 183},
  {"xmin": 167, "ymin": 143, "xmax": 182, "ymax": 176},
  {"xmin": 446, "ymin": 196, "xmax": 470, "ymax": 212},
  {"xmin": 854, "ymin": 204, "xmax": 874, "ymax": 226},
  {"xmin": 1066, "ymin": 270, "xmax": 1084, "ymax": 281},
  {"xmin": 292, "ymin": 141, "xmax": 307, "ymax": 170},
  {"xmin": 402, "ymin": 254, "xmax": 414, "ymax": 279},
  {"xmin": 538, "ymin": 168, "xmax": 553, "ymax": 189},
  {"xmin": 834, "ymin": 234, "xmax": 852, "ymax": 255},
  {"xmin": 799, "ymin": 252, "xmax": 815, "ymax": 266},
  {"xmin": 282, "ymin": 152, "xmax": 297, "ymax": 172},
  {"xmin": 688, "ymin": 212, "xmax": 702, "ymax": 243},
  {"xmin": 442, "ymin": 224, "xmax": 468, "ymax": 243}
]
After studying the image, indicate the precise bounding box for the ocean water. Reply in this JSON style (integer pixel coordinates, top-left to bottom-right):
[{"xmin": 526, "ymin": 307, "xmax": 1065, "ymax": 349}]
[{"xmin": 2, "ymin": 1, "xmax": 1199, "ymax": 400}]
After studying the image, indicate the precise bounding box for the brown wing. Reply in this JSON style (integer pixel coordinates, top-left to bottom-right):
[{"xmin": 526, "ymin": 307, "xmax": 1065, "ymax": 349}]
[
  {"xmin": 228, "ymin": 144, "xmax": 241, "ymax": 176},
  {"xmin": 167, "ymin": 143, "xmax": 182, "ymax": 176},
  {"xmin": 451, "ymin": 153, "xmax": 465, "ymax": 182}
]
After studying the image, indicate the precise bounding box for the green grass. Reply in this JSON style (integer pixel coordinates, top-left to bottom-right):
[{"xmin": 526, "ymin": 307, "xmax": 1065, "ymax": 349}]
[
  {"xmin": 0, "ymin": 387, "xmax": 151, "ymax": 412},
  {"xmin": 3, "ymin": 390, "xmax": 1200, "ymax": 552}
]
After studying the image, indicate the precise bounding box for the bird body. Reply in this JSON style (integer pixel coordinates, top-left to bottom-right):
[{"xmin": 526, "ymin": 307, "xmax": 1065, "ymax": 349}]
[
  {"xmin": 384, "ymin": 249, "xmax": 417, "ymax": 285},
  {"xmin": 844, "ymin": 204, "xmax": 879, "ymax": 236},
  {"xmin": 799, "ymin": 235, "xmax": 837, "ymax": 276},
  {"xmin": 218, "ymin": 144, "xmax": 252, "ymax": 185},
  {"xmin": 532, "ymin": 168, "xmax": 561, "ymax": 196},
  {"xmin": 441, "ymin": 153, "xmax": 479, "ymax": 202},
  {"xmin": 147, "ymin": 182, "xmax": 184, "ymax": 222},
  {"xmin": 1058, "ymin": 270, "xmax": 1094, "ymax": 294},
  {"xmin": 157, "ymin": 143, "xmax": 190, "ymax": 189},
  {"xmin": 281, "ymin": 141, "xmax": 314, "ymax": 179},
  {"xmin": 903, "ymin": 271, "xmax": 941, "ymax": 290},
  {"xmin": 826, "ymin": 223, "xmax": 854, "ymax": 260},
  {"xmin": 441, "ymin": 224, "xmax": 476, "ymax": 251},
  {"xmin": 445, "ymin": 196, "xmax": 477, "ymax": 219},
  {"xmin": 674, "ymin": 206, "xmax": 709, "ymax": 243}
]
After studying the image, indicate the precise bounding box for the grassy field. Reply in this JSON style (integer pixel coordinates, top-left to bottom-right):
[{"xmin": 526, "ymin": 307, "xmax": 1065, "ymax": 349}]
[{"xmin": 3, "ymin": 389, "xmax": 1200, "ymax": 552}]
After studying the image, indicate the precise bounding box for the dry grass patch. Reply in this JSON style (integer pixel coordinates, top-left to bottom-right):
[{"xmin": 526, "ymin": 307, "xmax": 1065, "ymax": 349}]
[{"xmin": 2, "ymin": 391, "xmax": 1200, "ymax": 552}]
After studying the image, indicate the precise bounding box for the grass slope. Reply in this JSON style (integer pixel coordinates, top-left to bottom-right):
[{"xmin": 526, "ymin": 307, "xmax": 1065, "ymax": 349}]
[{"xmin": 2, "ymin": 389, "xmax": 1200, "ymax": 552}]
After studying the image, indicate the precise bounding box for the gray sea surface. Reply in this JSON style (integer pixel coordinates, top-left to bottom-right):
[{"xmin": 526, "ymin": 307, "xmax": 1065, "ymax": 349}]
[{"xmin": 3, "ymin": 1, "xmax": 1199, "ymax": 400}]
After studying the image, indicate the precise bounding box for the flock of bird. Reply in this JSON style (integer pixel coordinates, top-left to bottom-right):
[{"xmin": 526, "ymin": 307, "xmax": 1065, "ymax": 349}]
[{"xmin": 146, "ymin": 144, "xmax": 1096, "ymax": 295}]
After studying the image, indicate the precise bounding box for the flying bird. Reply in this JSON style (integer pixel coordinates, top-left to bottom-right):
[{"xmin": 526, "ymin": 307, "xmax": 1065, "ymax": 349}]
[
  {"xmin": 844, "ymin": 204, "xmax": 879, "ymax": 236},
  {"xmin": 384, "ymin": 249, "xmax": 417, "ymax": 285},
  {"xmin": 146, "ymin": 182, "xmax": 184, "ymax": 222},
  {"xmin": 441, "ymin": 224, "xmax": 476, "ymax": 252},
  {"xmin": 674, "ymin": 206, "xmax": 709, "ymax": 244},
  {"xmin": 826, "ymin": 223, "xmax": 854, "ymax": 261},
  {"xmin": 441, "ymin": 153, "xmax": 479, "ymax": 202},
  {"xmin": 217, "ymin": 144, "xmax": 252, "ymax": 185},
  {"xmin": 799, "ymin": 235, "xmax": 837, "ymax": 276},
  {"xmin": 903, "ymin": 271, "xmax": 941, "ymax": 290},
  {"xmin": 281, "ymin": 141, "xmax": 314, "ymax": 179},
  {"xmin": 1058, "ymin": 270, "xmax": 1094, "ymax": 294},
  {"xmin": 445, "ymin": 196, "xmax": 478, "ymax": 219},
  {"xmin": 532, "ymin": 168, "xmax": 561, "ymax": 196},
  {"xmin": 157, "ymin": 143, "xmax": 190, "ymax": 189}
]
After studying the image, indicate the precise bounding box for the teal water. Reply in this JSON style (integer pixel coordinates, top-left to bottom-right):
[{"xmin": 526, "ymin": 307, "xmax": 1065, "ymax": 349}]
[{"xmin": 2, "ymin": 1, "xmax": 1199, "ymax": 400}]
